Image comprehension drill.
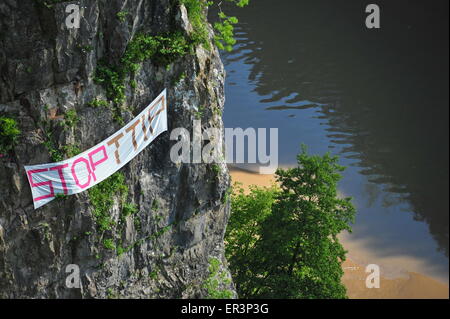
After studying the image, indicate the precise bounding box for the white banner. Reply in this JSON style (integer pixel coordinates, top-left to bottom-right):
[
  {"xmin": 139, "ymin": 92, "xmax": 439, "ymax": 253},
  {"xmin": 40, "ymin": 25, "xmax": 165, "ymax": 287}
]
[{"xmin": 25, "ymin": 89, "xmax": 168, "ymax": 209}]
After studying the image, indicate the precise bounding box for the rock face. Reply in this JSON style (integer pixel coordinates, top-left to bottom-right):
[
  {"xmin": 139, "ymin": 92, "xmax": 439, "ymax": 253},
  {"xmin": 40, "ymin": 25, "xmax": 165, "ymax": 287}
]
[{"xmin": 0, "ymin": 0, "xmax": 234, "ymax": 298}]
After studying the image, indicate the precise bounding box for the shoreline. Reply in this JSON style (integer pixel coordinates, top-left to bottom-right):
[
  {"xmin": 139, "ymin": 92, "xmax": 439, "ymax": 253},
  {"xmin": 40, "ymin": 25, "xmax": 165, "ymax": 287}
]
[{"xmin": 229, "ymin": 166, "xmax": 449, "ymax": 299}]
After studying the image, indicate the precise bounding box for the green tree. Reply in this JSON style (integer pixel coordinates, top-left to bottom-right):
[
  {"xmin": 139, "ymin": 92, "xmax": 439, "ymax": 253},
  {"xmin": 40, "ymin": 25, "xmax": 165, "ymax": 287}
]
[
  {"xmin": 225, "ymin": 183, "xmax": 278, "ymax": 296},
  {"xmin": 225, "ymin": 146, "xmax": 356, "ymax": 299}
]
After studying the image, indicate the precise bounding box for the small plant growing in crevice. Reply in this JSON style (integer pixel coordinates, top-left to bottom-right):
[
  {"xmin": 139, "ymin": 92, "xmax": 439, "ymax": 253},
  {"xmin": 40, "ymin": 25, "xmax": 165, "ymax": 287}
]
[
  {"xmin": 55, "ymin": 193, "xmax": 68, "ymax": 201},
  {"xmin": 171, "ymin": 71, "xmax": 186, "ymax": 85},
  {"xmin": 203, "ymin": 257, "xmax": 233, "ymax": 299},
  {"xmin": 134, "ymin": 215, "xmax": 142, "ymax": 231},
  {"xmin": 0, "ymin": 116, "xmax": 20, "ymax": 156},
  {"xmin": 194, "ymin": 105, "xmax": 205, "ymax": 120},
  {"xmin": 88, "ymin": 172, "xmax": 128, "ymax": 232},
  {"xmin": 103, "ymin": 238, "xmax": 116, "ymax": 250},
  {"xmin": 94, "ymin": 61, "xmax": 126, "ymax": 105},
  {"xmin": 120, "ymin": 202, "xmax": 138, "ymax": 224},
  {"xmin": 88, "ymin": 98, "xmax": 109, "ymax": 108},
  {"xmin": 60, "ymin": 143, "xmax": 81, "ymax": 158},
  {"xmin": 106, "ymin": 287, "xmax": 118, "ymax": 299},
  {"xmin": 61, "ymin": 109, "xmax": 79, "ymax": 130},
  {"xmin": 152, "ymin": 199, "xmax": 160, "ymax": 211},
  {"xmin": 78, "ymin": 44, "xmax": 93, "ymax": 54},
  {"xmin": 116, "ymin": 11, "xmax": 129, "ymax": 22},
  {"xmin": 211, "ymin": 163, "xmax": 220, "ymax": 175},
  {"xmin": 149, "ymin": 270, "xmax": 158, "ymax": 280},
  {"xmin": 221, "ymin": 186, "xmax": 232, "ymax": 204},
  {"xmin": 116, "ymin": 244, "xmax": 126, "ymax": 257},
  {"xmin": 41, "ymin": 120, "xmax": 64, "ymax": 161},
  {"xmin": 122, "ymin": 202, "xmax": 138, "ymax": 217},
  {"xmin": 40, "ymin": 118, "xmax": 81, "ymax": 161}
]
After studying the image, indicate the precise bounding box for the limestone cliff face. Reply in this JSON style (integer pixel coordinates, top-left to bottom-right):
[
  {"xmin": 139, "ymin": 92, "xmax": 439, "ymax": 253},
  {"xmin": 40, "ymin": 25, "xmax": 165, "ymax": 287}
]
[{"xmin": 0, "ymin": 0, "xmax": 233, "ymax": 298}]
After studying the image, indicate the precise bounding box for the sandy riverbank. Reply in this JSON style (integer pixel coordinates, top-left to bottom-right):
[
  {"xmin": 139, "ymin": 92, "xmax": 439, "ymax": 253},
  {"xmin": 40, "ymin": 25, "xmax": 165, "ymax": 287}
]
[{"xmin": 229, "ymin": 167, "xmax": 449, "ymax": 299}]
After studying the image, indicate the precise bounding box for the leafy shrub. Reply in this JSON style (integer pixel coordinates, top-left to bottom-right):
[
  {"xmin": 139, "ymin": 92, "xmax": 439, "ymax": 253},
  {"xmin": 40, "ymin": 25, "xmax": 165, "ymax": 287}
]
[
  {"xmin": 103, "ymin": 238, "xmax": 116, "ymax": 250},
  {"xmin": 180, "ymin": 0, "xmax": 211, "ymax": 48},
  {"xmin": 88, "ymin": 172, "xmax": 128, "ymax": 232},
  {"xmin": 181, "ymin": 0, "xmax": 249, "ymax": 52},
  {"xmin": 214, "ymin": 13, "xmax": 238, "ymax": 51},
  {"xmin": 62, "ymin": 109, "xmax": 79, "ymax": 129},
  {"xmin": 122, "ymin": 202, "xmax": 138, "ymax": 217},
  {"xmin": 122, "ymin": 32, "xmax": 189, "ymax": 69},
  {"xmin": 203, "ymin": 257, "xmax": 234, "ymax": 299},
  {"xmin": 0, "ymin": 117, "xmax": 20, "ymax": 155},
  {"xmin": 116, "ymin": 11, "xmax": 128, "ymax": 22},
  {"xmin": 87, "ymin": 99, "xmax": 109, "ymax": 108},
  {"xmin": 94, "ymin": 32, "xmax": 188, "ymax": 107},
  {"xmin": 94, "ymin": 62, "xmax": 126, "ymax": 105}
]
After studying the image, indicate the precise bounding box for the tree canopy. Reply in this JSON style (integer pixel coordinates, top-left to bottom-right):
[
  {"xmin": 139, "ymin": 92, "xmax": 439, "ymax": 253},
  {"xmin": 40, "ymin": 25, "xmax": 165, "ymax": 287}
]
[{"xmin": 226, "ymin": 146, "xmax": 356, "ymax": 298}]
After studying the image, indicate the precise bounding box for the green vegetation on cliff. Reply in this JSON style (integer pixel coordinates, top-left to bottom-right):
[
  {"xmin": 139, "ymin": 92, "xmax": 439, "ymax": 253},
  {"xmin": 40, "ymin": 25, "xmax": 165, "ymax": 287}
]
[
  {"xmin": 93, "ymin": 0, "xmax": 249, "ymax": 121},
  {"xmin": 0, "ymin": 116, "xmax": 20, "ymax": 156},
  {"xmin": 181, "ymin": 0, "xmax": 249, "ymax": 52},
  {"xmin": 203, "ymin": 257, "xmax": 234, "ymax": 299},
  {"xmin": 88, "ymin": 172, "xmax": 128, "ymax": 233}
]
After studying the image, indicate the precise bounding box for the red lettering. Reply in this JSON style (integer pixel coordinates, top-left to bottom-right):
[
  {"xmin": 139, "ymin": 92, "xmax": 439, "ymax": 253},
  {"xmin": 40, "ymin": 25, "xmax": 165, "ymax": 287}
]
[
  {"xmin": 49, "ymin": 164, "xmax": 69, "ymax": 195},
  {"xmin": 27, "ymin": 168, "xmax": 54, "ymax": 201},
  {"xmin": 88, "ymin": 145, "xmax": 108, "ymax": 181},
  {"xmin": 71, "ymin": 157, "xmax": 93, "ymax": 189}
]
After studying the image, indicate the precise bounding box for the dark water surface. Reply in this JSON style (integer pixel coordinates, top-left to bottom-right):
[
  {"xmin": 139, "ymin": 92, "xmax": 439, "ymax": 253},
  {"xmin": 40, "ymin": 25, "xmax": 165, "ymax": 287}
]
[{"xmin": 214, "ymin": 0, "xmax": 449, "ymax": 281}]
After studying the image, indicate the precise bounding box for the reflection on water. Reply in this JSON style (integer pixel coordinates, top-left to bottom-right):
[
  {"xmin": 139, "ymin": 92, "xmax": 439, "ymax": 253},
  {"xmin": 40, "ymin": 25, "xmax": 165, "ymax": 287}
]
[{"xmin": 214, "ymin": 0, "xmax": 449, "ymax": 281}]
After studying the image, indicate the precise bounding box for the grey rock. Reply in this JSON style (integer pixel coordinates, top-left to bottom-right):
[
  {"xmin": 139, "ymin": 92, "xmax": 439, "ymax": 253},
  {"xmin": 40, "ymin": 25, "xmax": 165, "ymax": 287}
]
[{"xmin": 0, "ymin": 0, "xmax": 234, "ymax": 298}]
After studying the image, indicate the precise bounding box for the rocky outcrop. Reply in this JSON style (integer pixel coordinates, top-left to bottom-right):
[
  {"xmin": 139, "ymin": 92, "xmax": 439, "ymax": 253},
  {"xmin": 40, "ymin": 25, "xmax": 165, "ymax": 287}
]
[{"xmin": 0, "ymin": 0, "xmax": 233, "ymax": 298}]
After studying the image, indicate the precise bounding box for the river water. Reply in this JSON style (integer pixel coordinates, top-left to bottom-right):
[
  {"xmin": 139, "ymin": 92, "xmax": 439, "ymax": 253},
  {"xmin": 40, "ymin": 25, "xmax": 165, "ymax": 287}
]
[{"xmin": 214, "ymin": 0, "xmax": 449, "ymax": 282}]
